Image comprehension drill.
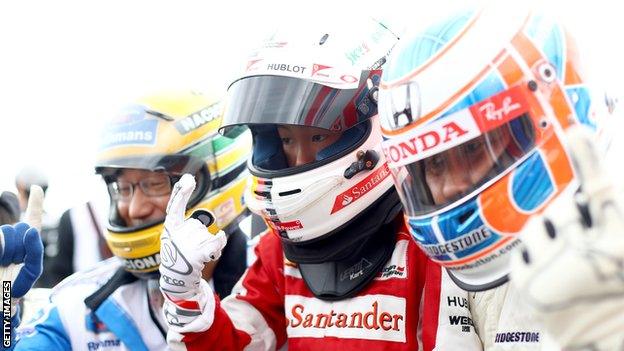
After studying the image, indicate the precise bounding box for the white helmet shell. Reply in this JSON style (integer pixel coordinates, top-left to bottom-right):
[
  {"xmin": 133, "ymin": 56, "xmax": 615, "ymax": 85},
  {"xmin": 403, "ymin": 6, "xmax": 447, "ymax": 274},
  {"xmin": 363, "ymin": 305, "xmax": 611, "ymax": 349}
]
[{"xmin": 223, "ymin": 16, "xmax": 401, "ymax": 244}]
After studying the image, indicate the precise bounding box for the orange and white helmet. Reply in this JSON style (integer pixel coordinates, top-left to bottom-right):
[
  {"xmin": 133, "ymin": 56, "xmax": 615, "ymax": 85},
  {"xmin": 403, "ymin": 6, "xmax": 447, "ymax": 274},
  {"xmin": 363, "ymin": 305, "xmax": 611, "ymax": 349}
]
[{"xmin": 378, "ymin": 2, "xmax": 612, "ymax": 291}]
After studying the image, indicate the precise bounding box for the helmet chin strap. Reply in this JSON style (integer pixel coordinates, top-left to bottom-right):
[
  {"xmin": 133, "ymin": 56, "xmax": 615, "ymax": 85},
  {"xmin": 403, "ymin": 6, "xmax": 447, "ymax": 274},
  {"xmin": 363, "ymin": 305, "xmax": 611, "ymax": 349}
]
[{"xmin": 283, "ymin": 188, "xmax": 402, "ymax": 300}]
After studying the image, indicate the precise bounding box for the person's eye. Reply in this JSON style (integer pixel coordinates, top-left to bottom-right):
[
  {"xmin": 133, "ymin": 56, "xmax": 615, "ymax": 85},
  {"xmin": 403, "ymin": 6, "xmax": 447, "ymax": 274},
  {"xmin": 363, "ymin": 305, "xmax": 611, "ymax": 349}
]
[
  {"xmin": 280, "ymin": 137, "xmax": 292, "ymax": 145},
  {"xmin": 311, "ymin": 134, "xmax": 328, "ymax": 142},
  {"xmin": 147, "ymin": 180, "xmax": 168, "ymax": 189},
  {"xmin": 464, "ymin": 139, "xmax": 484, "ymax": 153},
  {"xmin": 115, "ymin": 182, "xmax": 132, "ymax": 197},
  {"xmin": 425, "ymin": 155, "xmax": 445, "ymax": 175}
]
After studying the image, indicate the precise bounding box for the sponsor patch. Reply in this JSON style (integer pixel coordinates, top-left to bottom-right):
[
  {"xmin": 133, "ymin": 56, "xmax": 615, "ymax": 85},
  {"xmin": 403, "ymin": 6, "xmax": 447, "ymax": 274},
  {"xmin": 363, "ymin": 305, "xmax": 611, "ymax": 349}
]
[
  {"xmin": 421, "ymin": 227, "xmax": 492, "ymax": 257},
  {"xmin": 331, "ymin": 163, "xmax": 390, "ymax": 214},
  {"xmin": 376, "ymin": 239, "xmax": 408, "ymax": 281},
  {"xmin": 214, "ymin": 198, "xmax": 236, "ymax": 228},
  {"xmin": 449, "ymin": 314, "xmax": 474, "ymax": 333},
  {"xmin": 124, "ymin": 253, "xmax": 160, "ymax": 272},
  {"xmin": 246, "ymin": 59, "xmax": 263, "ymax": 72},
  {"xmin": 87, "ymin": 339, "xmax": 121, "ymax": 351},
  {"xmin": 381, "ymin": 112, "xmax": 477, "ymax": 168},
  {"xmin": 266, "ymin": 63, "xmax": 307, "ymax": 74},
  {"xmin": 100, "ymin": 119, "xmax": 158, "ymax": 149},
  {"xmin": 494, "ymin": 331, "xmax": 540, "ymax": 343},
  {"xmin": 173, "ymin": 102, "xmax": 222, "ymax": 135},
  {"xmin": 285, "ymin": 294, "xmax": 407, "ymax": 342},
  {"xmin": 340, "ymin": 258, "xmax": 373, "ymax": 281},
  {"xmin": 267, "ymin": 220, "xmax": 303, "ymax": 232},
  {"xmin": 469, "ymin": 85, "xmax": 529, "ymax": 132},
  {"xmin": 446, "ymin": 295, "xmax": 469, "ymax": 308},
  {"xmin": 311, "ymin": 64, "xmax": 332, "ymax": 78}
]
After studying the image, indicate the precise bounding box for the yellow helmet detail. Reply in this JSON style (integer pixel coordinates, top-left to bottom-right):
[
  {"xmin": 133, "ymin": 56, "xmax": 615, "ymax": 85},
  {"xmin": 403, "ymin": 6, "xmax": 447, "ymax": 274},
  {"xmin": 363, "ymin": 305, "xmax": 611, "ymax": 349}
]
[{"xmin": 95, "ymin": 90, "xmax": 251, "ymax": 279}]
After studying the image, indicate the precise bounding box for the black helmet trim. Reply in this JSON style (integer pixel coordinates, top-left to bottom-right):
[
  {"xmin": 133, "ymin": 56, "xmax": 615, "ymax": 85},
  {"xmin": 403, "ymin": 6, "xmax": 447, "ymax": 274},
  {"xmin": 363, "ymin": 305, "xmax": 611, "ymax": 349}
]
[{"xmin": 211, "ymin": 162, "xmax": 247, "ymax": 190}]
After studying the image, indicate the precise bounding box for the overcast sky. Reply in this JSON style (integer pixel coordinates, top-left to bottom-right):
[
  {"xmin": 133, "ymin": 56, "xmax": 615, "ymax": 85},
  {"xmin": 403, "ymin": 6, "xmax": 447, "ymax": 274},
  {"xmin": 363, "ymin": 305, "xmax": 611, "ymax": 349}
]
[{"xmin": 0, "ymin": 0, "xmax": 621, "ymax": 219}]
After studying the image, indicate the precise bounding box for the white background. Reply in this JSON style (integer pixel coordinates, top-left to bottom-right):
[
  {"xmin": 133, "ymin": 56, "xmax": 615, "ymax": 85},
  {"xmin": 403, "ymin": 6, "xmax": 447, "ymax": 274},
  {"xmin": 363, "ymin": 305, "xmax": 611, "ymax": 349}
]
[{"xmin": 0, "ymin": 0, "xmax": 621, "ymax": 219}]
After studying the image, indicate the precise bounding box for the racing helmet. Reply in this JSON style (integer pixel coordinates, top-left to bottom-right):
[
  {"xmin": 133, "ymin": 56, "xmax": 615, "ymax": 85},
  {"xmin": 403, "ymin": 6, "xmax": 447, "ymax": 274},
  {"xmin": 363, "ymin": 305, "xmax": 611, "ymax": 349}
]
[
  {"xmin": 95, "ymin": 90, "xmax": 251, "ymax": 279},
  {"xmin": 378, "ymin": 2, "xmax": 608, "ymax": 291},
  {"xmin": 221, "ymin": 16, "xmax": 401, "ymax": 245}
]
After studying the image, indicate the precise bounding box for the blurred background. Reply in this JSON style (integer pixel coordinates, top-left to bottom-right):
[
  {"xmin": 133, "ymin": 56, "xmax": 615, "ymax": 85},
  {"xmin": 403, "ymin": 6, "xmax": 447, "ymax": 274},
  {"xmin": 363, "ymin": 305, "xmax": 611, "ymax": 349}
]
[{"xmin": 0, "ymin": 0, "xmax": 621, "ymax": 220}]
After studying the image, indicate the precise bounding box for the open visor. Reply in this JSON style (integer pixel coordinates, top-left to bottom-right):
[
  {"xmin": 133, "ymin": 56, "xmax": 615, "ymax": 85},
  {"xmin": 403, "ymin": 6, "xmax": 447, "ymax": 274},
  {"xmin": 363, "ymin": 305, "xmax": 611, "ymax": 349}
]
[
  {"xmin": 380, "ymin": 84, "xmax": 538, "ymax": 217},
  {"xmin": 220, "ymin": 71, "xmax": 381, "ymax": 133}
]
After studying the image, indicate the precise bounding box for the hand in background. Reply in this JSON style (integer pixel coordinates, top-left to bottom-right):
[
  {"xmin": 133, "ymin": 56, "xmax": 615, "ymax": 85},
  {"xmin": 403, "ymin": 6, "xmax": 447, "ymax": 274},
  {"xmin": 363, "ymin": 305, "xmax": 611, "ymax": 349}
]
[{"xmin": 511, "ymin": 126, "xmax": 624, "ymax": 350}]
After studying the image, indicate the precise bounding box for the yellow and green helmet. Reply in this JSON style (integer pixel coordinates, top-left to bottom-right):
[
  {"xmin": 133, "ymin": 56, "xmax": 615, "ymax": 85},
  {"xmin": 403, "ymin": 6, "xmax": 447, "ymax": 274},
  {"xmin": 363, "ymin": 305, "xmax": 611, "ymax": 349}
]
[{"xmin": 95, "ymin": 90, "xmax": 251, "ymax": 279}]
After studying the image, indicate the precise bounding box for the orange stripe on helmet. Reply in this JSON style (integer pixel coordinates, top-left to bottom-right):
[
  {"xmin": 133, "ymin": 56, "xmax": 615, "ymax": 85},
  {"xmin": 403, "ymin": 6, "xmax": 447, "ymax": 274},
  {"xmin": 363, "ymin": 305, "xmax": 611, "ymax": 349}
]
[
  {"xmin": 541, "ymin": 133, "xmax": 574, "ymax": 187},
  {"xmin": 563, "ymin": 28, "xmax": 583, "ymax": 86},
  {"xmin": 497, "ymin": 54, "xmax": 525, "ymax": 86},
  {"xmin": 511, "ymin": 32, "xmax": 575, "ymax": 129},
  {"xmin": 479, "ymin": 174, "xmax": 530, "ymax": 234}
]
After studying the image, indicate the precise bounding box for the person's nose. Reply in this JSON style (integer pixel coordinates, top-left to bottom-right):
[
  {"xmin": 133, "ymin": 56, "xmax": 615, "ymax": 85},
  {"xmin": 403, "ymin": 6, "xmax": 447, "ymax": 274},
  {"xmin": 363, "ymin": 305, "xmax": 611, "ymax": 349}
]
[
  {"xmin": 441, "ymin": 155, "xmax": 472, "ymax": 200},
  {"xmin": 292, "ymin": 143, "xmax": 316, "ymax": 167},
  {"xmin": 128, "ymin": 186, "xmax": 153, "ymax": 222}
]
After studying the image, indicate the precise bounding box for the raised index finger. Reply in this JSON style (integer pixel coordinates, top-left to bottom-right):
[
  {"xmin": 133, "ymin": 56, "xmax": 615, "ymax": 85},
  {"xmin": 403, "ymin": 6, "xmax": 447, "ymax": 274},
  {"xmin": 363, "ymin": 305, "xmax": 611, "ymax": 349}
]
[
  {"xmin": 25, "ymin": 185, "xmax": 44, "ymax": 232},
  {"xmin": 565, "ymin": 126, "xmax": 609, "ymax": 199},
  {"xmin": 164, "ymin": 174, "xmax": 196, "ymax": 230}
]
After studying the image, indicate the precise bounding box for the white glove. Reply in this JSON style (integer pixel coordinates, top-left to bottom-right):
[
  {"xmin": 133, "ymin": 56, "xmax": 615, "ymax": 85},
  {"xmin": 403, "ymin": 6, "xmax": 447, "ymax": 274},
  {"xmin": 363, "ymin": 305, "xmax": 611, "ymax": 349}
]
[
  {"xmin": 24, "ymin": 185, "xmax": 44, "ymax": 232},
  {"xmin": 510, "ymin": 125, "xmax": 624, "ymax": 351},
  {"xmin": 159, "ymin": 174, "xmax": 226, "ymax": 331}
]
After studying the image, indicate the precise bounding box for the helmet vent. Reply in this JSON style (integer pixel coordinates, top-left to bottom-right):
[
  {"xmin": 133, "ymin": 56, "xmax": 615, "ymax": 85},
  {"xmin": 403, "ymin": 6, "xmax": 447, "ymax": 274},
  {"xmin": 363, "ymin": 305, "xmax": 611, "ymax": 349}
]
[
  {"xmin": 145, "ymin": 109, "xmax": 174, "ymax": 121},
  {"xmin": 458, "ymin": 208, "xmax": 476, "ymax": 225},
  {"xmin": 254, "ymin": 190, "xmax": 271, "ymax": 198},
  {"xmin": 319, "ymin": 33, "xmax": 329, "ymax": 45},
  {"xmin": 278, "ymin": 189, "xmax": 302, "ymax": 197}
]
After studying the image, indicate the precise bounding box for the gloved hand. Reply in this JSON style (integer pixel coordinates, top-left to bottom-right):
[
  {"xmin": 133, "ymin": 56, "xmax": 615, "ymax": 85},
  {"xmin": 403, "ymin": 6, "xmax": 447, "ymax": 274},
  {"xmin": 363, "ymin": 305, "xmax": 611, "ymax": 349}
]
[
  {"xmin": 0, "ymin": 186, "xmax": 44, "ymax": 306},
  {"xmin": 159, "ymin": 174, "xmax": 226, "ymax": 331},
  {"xmin": 510, "ymin": 125, "xmax": 624, "ymax": 351}
]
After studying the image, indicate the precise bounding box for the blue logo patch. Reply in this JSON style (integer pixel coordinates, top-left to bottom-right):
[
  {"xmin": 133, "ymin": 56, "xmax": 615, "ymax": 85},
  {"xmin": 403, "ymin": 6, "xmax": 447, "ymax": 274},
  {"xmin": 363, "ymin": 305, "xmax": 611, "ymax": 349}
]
[
  {"xmin": 100, "ymin": 119, "xmax": 158, "ymax": 149},
  {"xmin": 408, "ymin": 199, "xmax": 500, "ymax": 263}
]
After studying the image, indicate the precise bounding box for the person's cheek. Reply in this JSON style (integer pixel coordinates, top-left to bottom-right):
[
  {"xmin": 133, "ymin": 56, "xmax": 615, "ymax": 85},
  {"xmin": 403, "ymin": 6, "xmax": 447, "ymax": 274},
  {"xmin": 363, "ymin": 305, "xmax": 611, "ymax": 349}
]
[
  {"xmin": 155, "ymin": 196, "xmax": 170, "ymax": 216},
  {"xmin": 116, "ymin": 201, "xmax": 131, "ymax": 224},
  {"xmin": 471, "ymin": 153, "xmax": 493, "ymax": 184}
]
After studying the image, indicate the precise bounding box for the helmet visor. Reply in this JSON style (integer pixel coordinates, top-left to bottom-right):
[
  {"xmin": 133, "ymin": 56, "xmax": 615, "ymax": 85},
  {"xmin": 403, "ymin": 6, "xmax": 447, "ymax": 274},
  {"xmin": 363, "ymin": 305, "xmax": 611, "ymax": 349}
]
[
  {"xmin": 221, "ymin": 71, "xmax": 381, "ymax": 133},
  {"xmin": 380, "ymin": 84, "xmax": 537, "ymax": 217},
  {"xmin": 95, "ymin": 154, "xmax": 206, "ymax": 178}
]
